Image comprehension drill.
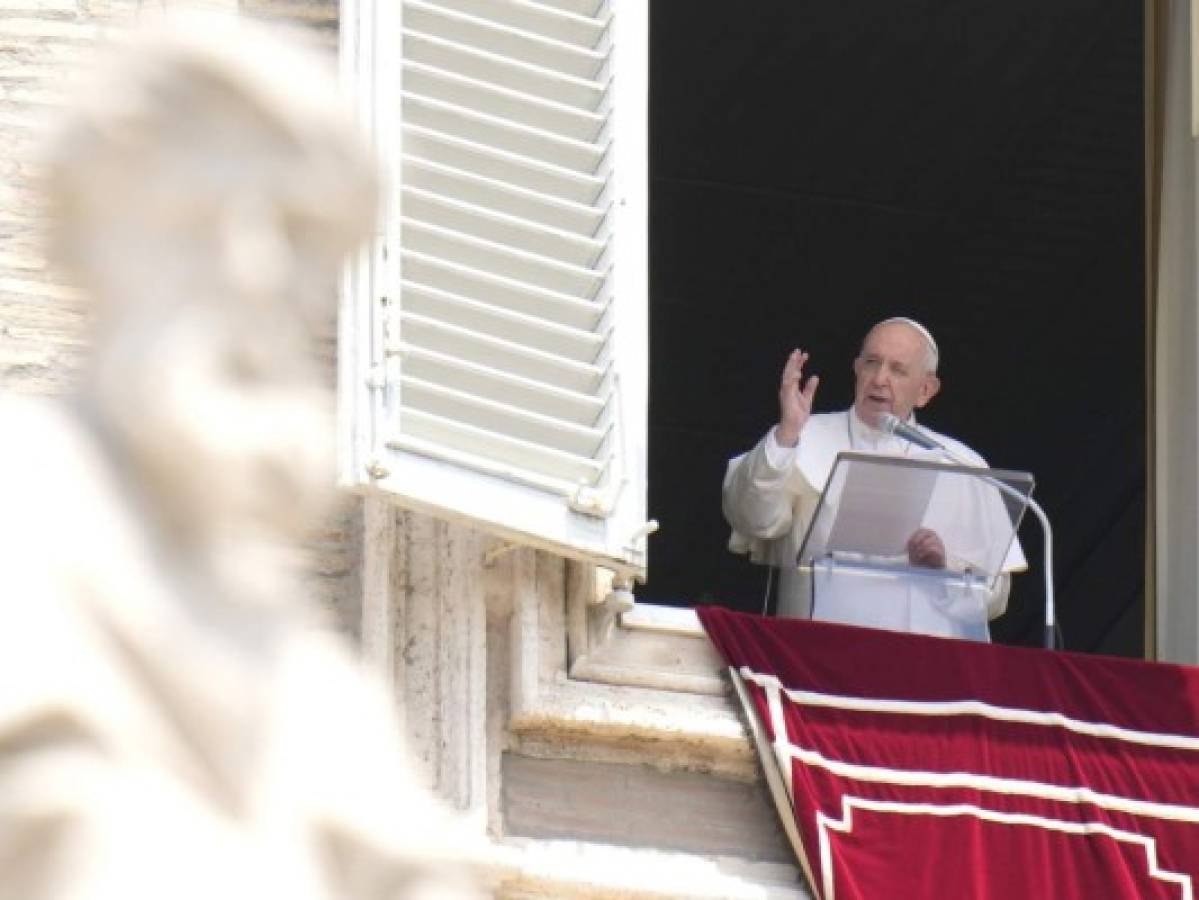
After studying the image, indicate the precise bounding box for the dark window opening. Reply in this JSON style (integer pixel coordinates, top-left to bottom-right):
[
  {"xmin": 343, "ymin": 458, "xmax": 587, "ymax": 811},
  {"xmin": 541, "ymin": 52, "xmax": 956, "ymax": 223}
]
[{"xmin": 644, "ymin": 0, "xmax": 1146, "ymax": 656}]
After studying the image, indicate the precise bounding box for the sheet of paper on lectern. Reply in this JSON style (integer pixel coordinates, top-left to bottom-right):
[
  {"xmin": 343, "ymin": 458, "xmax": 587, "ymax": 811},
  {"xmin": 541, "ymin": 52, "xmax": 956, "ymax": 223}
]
[{"xmin": 825, "ymin": 461, "xmax": 937, "ymax": 557}]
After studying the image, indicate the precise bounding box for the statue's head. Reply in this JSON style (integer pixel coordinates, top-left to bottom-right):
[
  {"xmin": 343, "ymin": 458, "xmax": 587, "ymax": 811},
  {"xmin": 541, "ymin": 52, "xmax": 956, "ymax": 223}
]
[{"xmin": 43, "ymin": 17, "xmax": 379, "ymax": 553}]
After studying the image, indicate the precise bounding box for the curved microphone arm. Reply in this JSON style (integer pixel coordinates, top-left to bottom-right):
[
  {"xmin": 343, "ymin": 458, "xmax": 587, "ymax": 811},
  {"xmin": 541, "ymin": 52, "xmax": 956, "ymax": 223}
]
[
  {"xmin": 880, "ymin": 414, "xmax": 1056, "ymax": 649},
  {"xmin": 935, "ymin": 446, "xmax": 1055, "ymax": 650}
]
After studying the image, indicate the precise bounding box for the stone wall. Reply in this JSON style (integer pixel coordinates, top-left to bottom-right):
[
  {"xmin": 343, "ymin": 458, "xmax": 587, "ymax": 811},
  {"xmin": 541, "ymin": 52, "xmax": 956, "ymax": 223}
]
[{"xmin": 0, "ymin": 0, "xmax": 362, "ymax": 637}]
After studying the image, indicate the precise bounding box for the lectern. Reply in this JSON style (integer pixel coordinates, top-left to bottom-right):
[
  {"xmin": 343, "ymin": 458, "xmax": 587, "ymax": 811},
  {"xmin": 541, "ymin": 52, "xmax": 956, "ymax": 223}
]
[{"xmin": 796, "ymin": 451, "xmax": 1033, "ymax": 642}]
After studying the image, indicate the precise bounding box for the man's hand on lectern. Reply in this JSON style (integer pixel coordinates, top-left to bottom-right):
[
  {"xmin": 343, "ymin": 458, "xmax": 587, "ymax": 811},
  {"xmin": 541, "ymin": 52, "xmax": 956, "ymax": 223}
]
[
  {"xmin": 776, "ymin": 349, "xmax": 820, "ymax": 448},
  {"xmin": 907, "ymin": 527, "xmax": 947, "ymax": 569}
]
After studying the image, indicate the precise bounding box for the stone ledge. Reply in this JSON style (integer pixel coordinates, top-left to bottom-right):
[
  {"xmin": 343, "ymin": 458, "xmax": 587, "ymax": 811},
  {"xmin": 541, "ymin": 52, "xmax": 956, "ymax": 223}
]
[
  {"xmin": 509, "ymin": 672, "xmax": 757, "ymax": 781},
  {"xmin": 489, "ymin": 837, "xmax": 811, "ymax": 900},
  {"xmin": 568, "ymin": 599, "xmax": 728, "ymax": 697},
  {"xmin": 501, "ymin": 753, "xmax": 793, "ymax": 863}
]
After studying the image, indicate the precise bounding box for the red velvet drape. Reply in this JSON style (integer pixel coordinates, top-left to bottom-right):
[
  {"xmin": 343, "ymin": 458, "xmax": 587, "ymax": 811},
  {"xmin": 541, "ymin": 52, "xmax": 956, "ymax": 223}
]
[{"xmin": 698, "ymin": 608, "xmax": 1199, "ymax": 899}]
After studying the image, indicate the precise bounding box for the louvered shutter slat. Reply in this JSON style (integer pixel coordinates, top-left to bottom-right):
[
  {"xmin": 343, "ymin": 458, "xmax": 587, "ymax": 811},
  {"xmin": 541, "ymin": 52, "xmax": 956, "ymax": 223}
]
[
  {"xmin": 403, "ymin": 30, "xmax": 607, "ymax": 110},
  {"xmin": 403, "ymin": 156, "xmax": 607, "ymax": 237},
  {"xmin": 401, "ymin": 280, "xmax": 603, "ymax": 361},
  {"xmin": 405, "ymin": 1, "xmax": 606, "ymax": 79},
  {"xmin": 403, "ymin": 125, "xmax": 605, "ymax": 203},
  {"xmin": 402, "ymin": 218, "xmax": 605, "ymax": 297},
  {"xmin": 401, "ymin": 375, "xmax": 607, "ymax": 456},
  {"xmin": 427, "ymin": 0, "xmax": 610, "ymax": 48},
  {"xmin": 386, "ymin": 432, "xmax": 595, "ymax": 497},
  {"xmin": 400, "ymin": 345, "xmax": 604, "ymax": 426},
  {"xmin": 402, "ymin": 92, "xmax": 607, "ymax": 173},
  {"xmin": 401, "ymin": 186, "xmax": 606, "ymax": 266},
  {"xmin": 531, "ymin": 0, "xmax": 604, "ymax": 19},
  {"xmin": 398, "ymin": 313, "xmax": 605, "ymax": 393},
  {"xmin": 401, "ymin": 251, "xmax": 604, "ymax": 330},
  {"xmin": 391, "ymin": 409, "xmax": 605, "ymax": 485},
  {"xmin": 403, "ymin": 61, "xmax": 605, "ymax": 141}
]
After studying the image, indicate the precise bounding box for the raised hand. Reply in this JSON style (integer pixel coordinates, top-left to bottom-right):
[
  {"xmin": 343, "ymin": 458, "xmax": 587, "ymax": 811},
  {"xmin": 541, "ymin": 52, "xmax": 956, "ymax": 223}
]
[
  {"xmin": 907, "ymin": 527, "xmax": 947, "ymax": 569},
  {"xmin": 776, "ymin": 349, "xmax": 820, "ymax": 447}
]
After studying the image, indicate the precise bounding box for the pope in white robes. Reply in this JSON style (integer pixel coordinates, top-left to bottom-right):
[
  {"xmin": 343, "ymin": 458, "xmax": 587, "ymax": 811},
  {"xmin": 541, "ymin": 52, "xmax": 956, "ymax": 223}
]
[{"xmin": 722, "ymin": 318, "xmax": 1027, "ymax": 635}]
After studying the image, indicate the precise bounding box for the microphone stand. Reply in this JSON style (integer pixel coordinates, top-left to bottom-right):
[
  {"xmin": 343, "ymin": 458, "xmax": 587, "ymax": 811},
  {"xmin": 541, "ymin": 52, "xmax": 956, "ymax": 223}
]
[{"xmin": 931, "ymin": 443, "xmax": 1056, "ymax": 651}]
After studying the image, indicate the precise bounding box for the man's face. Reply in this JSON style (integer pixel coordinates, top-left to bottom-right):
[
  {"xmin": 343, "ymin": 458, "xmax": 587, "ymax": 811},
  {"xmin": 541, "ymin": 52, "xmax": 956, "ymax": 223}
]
[
  {"xmin": 76, "ymin": 131, "xmax": 372, "ymax": 546},
  {"xmin": 852, "ymin": 323, "xmax": 941, "ymax": 426}
]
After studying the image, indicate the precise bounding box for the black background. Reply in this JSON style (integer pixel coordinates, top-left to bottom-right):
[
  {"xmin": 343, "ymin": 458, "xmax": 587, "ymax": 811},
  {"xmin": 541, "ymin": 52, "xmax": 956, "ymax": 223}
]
[{"xmin": 642, "ymin": 1, "xmax": 1146, "ymax": 655}]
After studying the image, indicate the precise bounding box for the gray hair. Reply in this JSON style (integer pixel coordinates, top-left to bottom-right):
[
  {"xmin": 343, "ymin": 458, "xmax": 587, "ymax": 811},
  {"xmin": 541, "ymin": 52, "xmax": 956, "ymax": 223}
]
[{"xmin": 868, "ymin": 316, "xmax": 940, "ymax": 375}]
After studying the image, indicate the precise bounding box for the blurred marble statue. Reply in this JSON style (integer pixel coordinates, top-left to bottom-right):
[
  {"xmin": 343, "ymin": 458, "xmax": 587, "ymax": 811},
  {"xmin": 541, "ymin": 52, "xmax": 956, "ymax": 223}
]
[{"xmin": 0, "ymin": 17, "xmax": 483, "ymax": 900}]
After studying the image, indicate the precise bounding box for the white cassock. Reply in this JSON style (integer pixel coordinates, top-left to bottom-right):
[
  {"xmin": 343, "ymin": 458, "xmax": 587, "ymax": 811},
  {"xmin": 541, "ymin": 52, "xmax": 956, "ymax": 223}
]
[{"xmin": 722, "ymin": 408, "xmax": 1028, "ymax": 636}]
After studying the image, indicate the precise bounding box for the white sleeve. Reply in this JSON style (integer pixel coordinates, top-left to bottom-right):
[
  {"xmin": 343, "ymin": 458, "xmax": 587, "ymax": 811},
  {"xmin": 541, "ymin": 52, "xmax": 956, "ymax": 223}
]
[
  {"xmin": 723, "ymin": 428, "xmax": 800, "ymax": 541},
  {"xmin": 763, "ymin": 425, "xmax": 801, "ymax": 469}
]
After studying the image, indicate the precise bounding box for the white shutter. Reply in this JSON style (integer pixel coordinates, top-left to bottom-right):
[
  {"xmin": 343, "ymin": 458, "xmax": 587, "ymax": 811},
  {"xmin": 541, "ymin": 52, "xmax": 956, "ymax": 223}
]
[{"xmin": 339, "ymin": 0, "xmax": 649, "ymax": 576}]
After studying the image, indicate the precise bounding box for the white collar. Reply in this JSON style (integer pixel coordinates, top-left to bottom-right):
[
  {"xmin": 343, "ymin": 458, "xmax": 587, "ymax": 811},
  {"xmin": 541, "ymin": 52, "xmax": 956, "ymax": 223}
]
[{"xmin": 847, "ymin": 407, "xmax": 918, "ymax": 450}]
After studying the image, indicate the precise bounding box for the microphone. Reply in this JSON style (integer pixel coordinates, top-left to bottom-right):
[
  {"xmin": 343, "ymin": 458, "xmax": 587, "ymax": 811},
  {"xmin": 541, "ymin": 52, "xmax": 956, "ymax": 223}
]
[{"xmin": 878, "ymin": 412, "xmax": 943, "ymax": 451}]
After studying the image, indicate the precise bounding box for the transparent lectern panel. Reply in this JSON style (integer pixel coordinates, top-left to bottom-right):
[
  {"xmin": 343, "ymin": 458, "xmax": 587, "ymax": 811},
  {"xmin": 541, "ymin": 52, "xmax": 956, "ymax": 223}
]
[{"xmin": 797, "ymin": 451, "xmax": 1033, "ymax": 585}]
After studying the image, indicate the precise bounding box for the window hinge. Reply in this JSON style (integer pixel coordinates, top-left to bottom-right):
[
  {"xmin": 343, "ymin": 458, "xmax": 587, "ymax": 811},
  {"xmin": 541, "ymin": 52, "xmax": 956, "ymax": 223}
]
[
  {"xmin": 623, "ymin": 519, "xmax": 659, "ymax": 555},
  {"xmin": 568, "ymin": 483, "xmax": 617, "ymax": 518}
]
